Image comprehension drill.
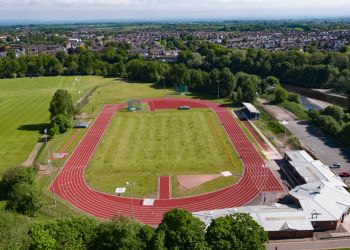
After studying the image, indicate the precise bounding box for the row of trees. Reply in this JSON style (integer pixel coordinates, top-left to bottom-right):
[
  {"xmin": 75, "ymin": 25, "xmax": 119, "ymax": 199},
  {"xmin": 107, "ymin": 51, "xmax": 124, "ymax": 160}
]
[
  {"xmin": 309, "ymin": 105, "xmax": 350, "ymax": 145},
  {"xmin": 1, "ymin": 42, "xmax": 350, "ymax": 96},
  {"xmin": 125, "ymin": 59, "xmax": 280, "ymax": 104},
  {"xmin": 0, "ymin": 208, "xmax": 267, "ymax": 250}
]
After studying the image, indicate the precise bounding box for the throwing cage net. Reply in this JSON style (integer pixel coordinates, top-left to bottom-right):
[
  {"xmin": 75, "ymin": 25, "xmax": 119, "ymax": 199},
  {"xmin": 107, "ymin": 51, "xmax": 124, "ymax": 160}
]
[
  {"xmin": 127, "ymin": 99, "xmax": 142, "ymax": 111},
  {"xmin": 174, "ymin": 84, "xmax": 188, "ymax": 94}
]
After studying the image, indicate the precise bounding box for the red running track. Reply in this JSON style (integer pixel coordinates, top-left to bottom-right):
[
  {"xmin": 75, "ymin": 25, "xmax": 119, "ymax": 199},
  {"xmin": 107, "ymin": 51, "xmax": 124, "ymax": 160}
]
[
  {"xmin": 158, "ymin": 176, "xmax": 171, "ymax": 200},
  {"xmin": 51, "ymin": 98, "xmax": 283, "ymax": 226},
  {"xmin": 242, "ymin": 121, "xmax": 270, "ymax": 151}
]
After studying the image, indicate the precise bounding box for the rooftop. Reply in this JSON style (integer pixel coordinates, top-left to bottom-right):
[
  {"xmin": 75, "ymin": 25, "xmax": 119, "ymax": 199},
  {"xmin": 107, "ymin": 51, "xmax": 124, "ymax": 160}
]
[
  {"xmin": 285, "ymin": 150, "xmax": 314, "ymax": 163},
  {"xmin": 193, "ymin": 204, "xmax": 313, "ymax": 232},
  {"xmin": 242, "ymin": 102, "xmax": 260, "ymax": 114},
  {"xmin": 289, "ymin": 180, "xmax": 350, "ymax": 222}
]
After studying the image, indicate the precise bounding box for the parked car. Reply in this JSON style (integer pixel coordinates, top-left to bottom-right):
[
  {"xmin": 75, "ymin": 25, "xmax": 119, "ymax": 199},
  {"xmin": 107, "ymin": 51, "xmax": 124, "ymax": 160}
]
[
  {"xmin": 339, "ymin": 172, "xmax": 350, "ymax": 177},
  {"xmin": 330, "ymin": 163, "xmax": 341, "ymax": 169}
]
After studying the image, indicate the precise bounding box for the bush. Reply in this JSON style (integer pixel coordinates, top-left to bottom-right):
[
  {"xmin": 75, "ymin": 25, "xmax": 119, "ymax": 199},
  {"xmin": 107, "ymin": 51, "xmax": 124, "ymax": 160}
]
[
  {"xmin": 320, "ymin": 105, "xmax": 344, "ymax": 122},
  {"xmin": 314, "ymin": 115, "xmax": 342, "ymax": 136},
  {"xmin": 280, "ymin": 100, "xmax": 309, "ymax": 119},
  {"xmin": 308, "ymin": 109, "xmax": 319, "ymax": 120},
  {"xmin": 267, "ymin": 120, "xmax": 286, "ymax": 135},
  {"xmin": 274, "ymin": 87, "xmax": 288, "ymax": 103},
  {"xmin": 287, "ymin": 92, "xmax": 301, "ymax": 104}
]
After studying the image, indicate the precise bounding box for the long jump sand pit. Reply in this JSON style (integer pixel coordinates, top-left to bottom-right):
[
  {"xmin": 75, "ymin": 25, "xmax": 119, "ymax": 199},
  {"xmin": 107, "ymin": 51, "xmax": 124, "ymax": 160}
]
[{"xmin": 177, "ymin": 174, "xmax": 222, "ymax": 189}]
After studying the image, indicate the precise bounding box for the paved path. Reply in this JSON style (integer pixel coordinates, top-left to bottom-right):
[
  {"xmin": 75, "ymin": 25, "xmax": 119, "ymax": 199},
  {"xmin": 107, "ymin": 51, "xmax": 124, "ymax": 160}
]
[
  {"xmin": 268, "ymin": 238, "xmax": 350, "ymax": 250},
  {"xmin": 22, "ymin": 135, "xmax": 45, "ymax": 167},
  {"xmin": 259, "ymin": 98, "xmax": 350, "ymax": 175}
]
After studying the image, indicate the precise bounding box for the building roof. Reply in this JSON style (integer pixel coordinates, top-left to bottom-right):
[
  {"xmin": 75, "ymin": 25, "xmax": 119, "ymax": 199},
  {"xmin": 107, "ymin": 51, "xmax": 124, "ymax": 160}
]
[
  {"xmin": 289, "ymin": 160, "xmax": 346, "ymax": 187},
  {"xmin": 193, "ymin": 204, "xmax": 314, "ymax": 232},
  {"xmin": 289, "ymin": 180, "xmax": 350, "ymax": 222},
  {"xmin": 285, "ymin": 150, "xmax": 314, "ymax": 163},
  {"xmin": 242, "ymin": 102, "xmax": 260, "ymax": 114}
]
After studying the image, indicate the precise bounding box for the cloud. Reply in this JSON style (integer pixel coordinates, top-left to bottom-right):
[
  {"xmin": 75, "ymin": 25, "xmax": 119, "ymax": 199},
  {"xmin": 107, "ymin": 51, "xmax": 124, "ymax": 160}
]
[{"xmin": 0, "ymin": 0, "xmax": 350, "ymax": 20}]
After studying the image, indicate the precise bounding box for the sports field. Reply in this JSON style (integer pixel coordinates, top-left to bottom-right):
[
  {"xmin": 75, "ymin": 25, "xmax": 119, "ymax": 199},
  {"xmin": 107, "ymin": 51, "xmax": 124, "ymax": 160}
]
[
  {"xmin": 0, "ymin": 76, "xmax": 112, "ymax": 174},
  {"xmin": 85, "ymin": 108, "xmax": 242, "ymax": 198}
]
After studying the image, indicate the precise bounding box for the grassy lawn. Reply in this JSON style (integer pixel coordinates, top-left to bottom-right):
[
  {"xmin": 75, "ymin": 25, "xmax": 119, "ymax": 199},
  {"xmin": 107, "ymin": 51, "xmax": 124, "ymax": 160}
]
[
  {"xmin": 86, "ymin": 108, "xmax": 242, "ymax": 198},
  {"xmin": 0, "ymin": 76, "xmax": 113, "ymax": 176}
]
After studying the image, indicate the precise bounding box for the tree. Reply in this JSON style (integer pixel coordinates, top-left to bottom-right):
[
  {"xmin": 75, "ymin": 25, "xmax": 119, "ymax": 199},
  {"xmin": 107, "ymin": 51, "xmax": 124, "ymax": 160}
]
[
  {"xmin": 321, "ymin": 105, "xmax": 344, "ymax": 122},
  {"xmin": 92, "ymin": 216, "xmax": 154, "ymax": 250},
  {"xmin": 241, "ymin": 79, "xmax": 257, "ymax": 103},
  {"xmin": 0, "ymin": 210, "xmax": 32, "ymax": 249},
  {"xmin": 338, "ymin": 123, "xmax": 350, "ymax": 146},
  {"xmin": 5, "ymin": 182, "xmax": 42, "ymax": 217},
  {"xmin": 274, "ymin": 87, "xmax": 288, "ymax": 103},
  {"xmin": 206, "ymin": 213, "xmax": 268, "ymax": 250},
  {"xmin": 29, "ymin": 223, "xmax": 56, "ymax": 250},
  {"xmin": 32, "ymin": 217, "xmax": 99, "ymax": 250},
  {"xmin": 219, "ymin": 67, "xmax": 236, "ymax": 97},
  {"xmin": 1, "ymin": 167, "xmax": 35, "ymax": 196},
  {"xmin": 49, "ymin": 89, "xmax": 75, "ymax": 120},
  {"xmin": 49, "ymin": 114, "xmax": 72, "ymax": 136},
  {"xmin": 155, "ymin": 208, "xmax": 207, "ymax": 250}
]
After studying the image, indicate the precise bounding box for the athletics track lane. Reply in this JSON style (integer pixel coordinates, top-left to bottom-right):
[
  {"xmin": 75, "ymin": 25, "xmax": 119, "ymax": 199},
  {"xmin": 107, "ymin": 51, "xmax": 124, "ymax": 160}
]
[{"xmin": 51, "ymin": 98, "xmax": 283, "ymax": 226}]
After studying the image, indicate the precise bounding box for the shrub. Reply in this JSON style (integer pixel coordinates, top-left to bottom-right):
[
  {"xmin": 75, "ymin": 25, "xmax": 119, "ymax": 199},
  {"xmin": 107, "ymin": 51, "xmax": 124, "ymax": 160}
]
[
  {"xmin": 274, "ymin": 87, "xmax": 288, "ymax": 103},
  {"xmin": 287, "ymin": 92, "xmax": 301, "ymax": 104}
]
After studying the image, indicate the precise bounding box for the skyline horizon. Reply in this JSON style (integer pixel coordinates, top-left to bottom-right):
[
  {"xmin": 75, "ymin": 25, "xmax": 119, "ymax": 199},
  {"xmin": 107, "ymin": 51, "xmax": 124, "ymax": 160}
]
[
  {"xmin": 1, "ymin": 16, "xmax": 350, "ymax": 26},
  {"xmin": 1, "ymin": 0, "xmax": 350, "ymax": 24}
]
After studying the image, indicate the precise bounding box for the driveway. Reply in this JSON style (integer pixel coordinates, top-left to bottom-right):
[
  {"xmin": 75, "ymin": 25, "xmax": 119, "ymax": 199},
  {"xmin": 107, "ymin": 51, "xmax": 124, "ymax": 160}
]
[{"xmin": 259, "ymin": 98, "xmax": 350, "ymax": 176}]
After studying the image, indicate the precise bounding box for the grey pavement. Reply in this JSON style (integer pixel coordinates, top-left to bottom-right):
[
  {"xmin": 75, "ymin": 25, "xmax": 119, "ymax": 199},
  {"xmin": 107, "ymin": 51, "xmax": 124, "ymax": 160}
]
[
  {"xmin": 259, "ymin": 98, "xmax": 350, "ymax": 179},
  {"xmin": 267, "ymin": 238, "xmax": 350, "ymax": 250}
]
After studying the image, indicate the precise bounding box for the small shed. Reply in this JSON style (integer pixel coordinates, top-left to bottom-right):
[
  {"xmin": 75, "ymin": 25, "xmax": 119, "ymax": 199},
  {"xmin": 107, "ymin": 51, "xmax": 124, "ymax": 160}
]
[
  {"xmin": 241, "ymin": 102, "xmax": 260, "ymax": 120},
  {"xmin": 73, "ymin": 121, "xmax": 90, "ymax": 128}
]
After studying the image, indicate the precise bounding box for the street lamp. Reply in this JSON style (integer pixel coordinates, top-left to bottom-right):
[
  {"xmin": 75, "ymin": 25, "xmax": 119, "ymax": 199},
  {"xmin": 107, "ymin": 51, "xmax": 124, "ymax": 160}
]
[
  {"xmin": 216, "ymin": 80, "xmax": 221, "ymax": 100},
  {"xmin": 44, "ymin": 128, "xmax": 56, "ymax": 204},
  {"xmin": 262, "ymin": 163, "xmax": 269, "ymax": 205},
  {"xmin": 126, "ymin": 181, "xmax": 135, "ymax": 219},
  {"xmin": 279, "ymin": 120, "xmax": 288, "ymax": 146},
  {"xmin": 162, "ymin": 76, "xmax": 166, "ymax": 96}
]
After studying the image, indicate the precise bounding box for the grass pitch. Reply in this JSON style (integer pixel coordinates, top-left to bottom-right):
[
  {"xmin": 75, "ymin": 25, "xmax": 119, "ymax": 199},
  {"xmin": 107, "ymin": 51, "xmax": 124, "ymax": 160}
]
[
  {"xmin": 0, "ymin": 76, "xmax": 112, "ymax": 175},
  {"xmin": 86, "ymin": 108, "xmax": 242, "ymax": 198}
]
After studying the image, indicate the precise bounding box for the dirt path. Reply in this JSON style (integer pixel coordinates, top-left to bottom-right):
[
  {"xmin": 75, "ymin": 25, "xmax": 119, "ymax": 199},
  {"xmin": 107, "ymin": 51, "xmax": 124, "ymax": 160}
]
[{"xmin": 22, "ymin": 135, "xmax": 46, "ymax": 167}]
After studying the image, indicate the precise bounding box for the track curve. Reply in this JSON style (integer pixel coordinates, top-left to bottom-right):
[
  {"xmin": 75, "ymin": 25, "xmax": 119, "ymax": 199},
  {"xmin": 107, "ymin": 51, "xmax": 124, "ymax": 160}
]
[{"xmin": 51, "ymin": 98, "xmax": 283, "ymax": 225}]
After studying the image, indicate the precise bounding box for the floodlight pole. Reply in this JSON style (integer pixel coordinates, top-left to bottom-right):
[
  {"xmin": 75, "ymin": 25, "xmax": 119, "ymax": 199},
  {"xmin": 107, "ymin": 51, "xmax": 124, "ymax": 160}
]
[
  {"xmin": 216, "ymin": 80, "xmax": 221, "ymax": 100},
  {"xmin": 262, "ymin": 163, "xmax": 269, "ymax": 205},
  {"xmin": 126, "ymin": 181, "xmax": 135, "ymax": 219}
]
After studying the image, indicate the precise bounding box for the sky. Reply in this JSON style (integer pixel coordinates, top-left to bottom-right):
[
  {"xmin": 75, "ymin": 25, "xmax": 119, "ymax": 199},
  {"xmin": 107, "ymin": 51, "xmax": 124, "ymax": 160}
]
[{"xmin": 1, "ymin": 0, "xmax": 350, "ymax": 22}]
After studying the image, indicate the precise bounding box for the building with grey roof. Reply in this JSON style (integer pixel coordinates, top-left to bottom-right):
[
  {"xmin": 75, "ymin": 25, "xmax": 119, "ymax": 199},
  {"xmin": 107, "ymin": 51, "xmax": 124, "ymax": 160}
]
[{"xmin": 193, "ymin": 204, "xmax": 314, "ymax": 239}]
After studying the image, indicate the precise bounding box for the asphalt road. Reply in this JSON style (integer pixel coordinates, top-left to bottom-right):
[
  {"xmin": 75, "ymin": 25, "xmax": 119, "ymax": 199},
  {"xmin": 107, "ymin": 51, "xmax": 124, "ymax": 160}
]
[{"xmin": 259, "ymin": 98, "xmax": 350, "ymax": 178}]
